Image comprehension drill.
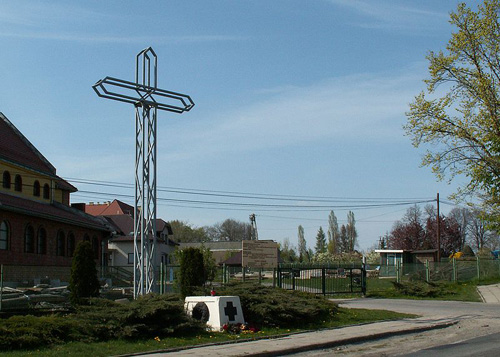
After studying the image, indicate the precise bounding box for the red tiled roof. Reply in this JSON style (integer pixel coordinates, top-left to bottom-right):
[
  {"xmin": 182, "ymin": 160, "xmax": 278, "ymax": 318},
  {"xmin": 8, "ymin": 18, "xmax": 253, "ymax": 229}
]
[
  {"xmin": 0, "ymin": 192, "xmax": 111, "ymax": 232},
  {"xmin": 85, "ymin": 199, "xmax": 134, "ymax": 216},
  {"xmin": 0, "ymin": 112, "xmax": 55, "ymax": 175},
  {"xmin": 0, "ymin": 112, "xmax": 76, "ymax": 192}
]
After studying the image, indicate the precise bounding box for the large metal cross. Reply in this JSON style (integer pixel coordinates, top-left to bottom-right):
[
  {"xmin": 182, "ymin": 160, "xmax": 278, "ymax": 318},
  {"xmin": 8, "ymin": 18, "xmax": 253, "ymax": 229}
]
[{"xmin": 93, "ymin": 47, "xmax": 194, "ymax": 298}]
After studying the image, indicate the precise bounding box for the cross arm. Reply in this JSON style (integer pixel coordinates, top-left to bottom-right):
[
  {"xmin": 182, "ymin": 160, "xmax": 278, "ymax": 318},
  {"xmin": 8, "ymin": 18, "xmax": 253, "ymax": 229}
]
[{"xmin": 93, "ymin": 76, "xmax": 195, "ymax": 113}]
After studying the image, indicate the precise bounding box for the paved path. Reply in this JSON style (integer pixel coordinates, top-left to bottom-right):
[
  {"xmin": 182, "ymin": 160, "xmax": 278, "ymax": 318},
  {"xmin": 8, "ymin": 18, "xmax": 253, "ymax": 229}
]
[{"xmin": 477, "ymin": 283, "xmax": 500, "ymax": 303}]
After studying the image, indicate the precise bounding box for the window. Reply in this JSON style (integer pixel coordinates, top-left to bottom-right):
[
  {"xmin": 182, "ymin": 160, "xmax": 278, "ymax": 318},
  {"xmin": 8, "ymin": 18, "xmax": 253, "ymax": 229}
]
[
  {"xmin": 128, "ymin": 253, "xmax": 134, "ymax": 264},
  {"xmin": 37, "ymin": 228, "xmax": 47, "ymax": 254},
  {"xmin": 2, "ymin": 171, "xmax": 11, "ymax": 189},
  {"xmin": 0, "ymin": 221, "xmax": 9, "ymax": 250},
  {"xmin": 56, "ymin": 231, "xmax": 65, "ymax": 256},
  {"xmin": 43, "ymin": 184, "xmax": 50, "ymax": 199},
  {"xmin": 92, "ymin": 236, "xmax": 99, "ymax": 259},
  {"xmin": 67, "ymin": 233, "xmax": 75, "ymax": 257},
  {"xmin": 14, "ymin": 175, "xmax": 22, "ymax": 192},
  {"xmin": 24, "ymin": 225, "xmax": 35, "ymax": 253},
  {"xmin": 33, "ymin": 181, "xmax": 41, "ymax": 197}
]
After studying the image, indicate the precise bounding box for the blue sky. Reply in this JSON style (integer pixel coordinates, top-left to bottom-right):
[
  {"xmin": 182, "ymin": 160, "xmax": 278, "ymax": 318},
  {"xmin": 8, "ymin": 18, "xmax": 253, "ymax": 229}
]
[{"xmin": 0, "ymin": 0, "xmax": 478, "ymax": 251}]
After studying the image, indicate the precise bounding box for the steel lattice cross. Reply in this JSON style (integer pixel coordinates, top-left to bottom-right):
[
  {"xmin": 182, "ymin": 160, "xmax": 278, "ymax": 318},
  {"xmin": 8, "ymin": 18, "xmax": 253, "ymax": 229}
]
[{"xmin": 93, "ymin": 47, "xmax": 194, "ymax": 298}]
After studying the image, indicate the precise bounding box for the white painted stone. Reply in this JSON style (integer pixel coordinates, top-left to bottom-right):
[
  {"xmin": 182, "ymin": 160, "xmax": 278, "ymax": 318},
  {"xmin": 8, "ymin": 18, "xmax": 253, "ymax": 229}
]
[{"xmin": 184, "ymin": 296, "xmax": 245, "ymax": 331}]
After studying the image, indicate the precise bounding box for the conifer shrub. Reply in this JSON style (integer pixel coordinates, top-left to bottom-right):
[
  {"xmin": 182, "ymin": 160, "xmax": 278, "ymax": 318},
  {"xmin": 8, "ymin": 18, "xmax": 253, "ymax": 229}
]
[
  {"xmin": 215, "ymin": 282, "xmax": 337, "ymax": 328},
  {"xmin": 0, "ymin": 294, "xmax": 204, "ymax": 351},
  {"xmin": 69, "ymin": 241, "xmax": 100, "ymax": 305},
  {"xmin": 178, "ymin": 247, "xmax": 206, "ymax": 297}
]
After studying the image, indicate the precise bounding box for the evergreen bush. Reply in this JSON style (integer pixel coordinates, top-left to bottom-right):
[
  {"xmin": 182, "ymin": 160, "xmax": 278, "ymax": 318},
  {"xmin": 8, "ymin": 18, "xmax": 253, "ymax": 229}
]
[
  {"xmin": 69, "ymin": 241, "xmax": 100, "ymax": 305},
  {"xmin": 215, "ymin": 282, "xmax": 337, "ymax": 328},
  {"xmin": 178, "ymin": 247, "xmax": 206, "ymax": 297}
]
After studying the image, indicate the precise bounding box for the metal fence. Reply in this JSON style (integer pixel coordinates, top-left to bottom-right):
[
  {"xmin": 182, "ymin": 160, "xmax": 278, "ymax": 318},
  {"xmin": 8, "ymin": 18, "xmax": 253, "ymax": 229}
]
[
  {"xmin": 380, "ymin": 258, "xmax": 500, "ymax": 283},
  {"xmin": 277, "ymin": 263, "xmax": 366, "ymax": 295}
]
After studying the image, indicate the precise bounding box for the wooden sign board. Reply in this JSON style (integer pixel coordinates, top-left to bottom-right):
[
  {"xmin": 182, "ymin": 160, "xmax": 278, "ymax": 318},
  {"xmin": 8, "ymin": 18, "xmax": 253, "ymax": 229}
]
[{"xmin": 242, "ymin": 240, "xmax": 278, "ymax": 268}]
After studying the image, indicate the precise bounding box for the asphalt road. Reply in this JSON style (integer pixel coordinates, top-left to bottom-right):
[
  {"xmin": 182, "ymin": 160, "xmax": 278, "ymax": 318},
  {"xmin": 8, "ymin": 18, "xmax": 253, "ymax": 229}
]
[
  {"xmin": 289, "ymin": 298, "xmax": 500, "ymax": 356},
  {"xmin": 403, "ymin": 332, "xmax": 500, "ymax": 356}
]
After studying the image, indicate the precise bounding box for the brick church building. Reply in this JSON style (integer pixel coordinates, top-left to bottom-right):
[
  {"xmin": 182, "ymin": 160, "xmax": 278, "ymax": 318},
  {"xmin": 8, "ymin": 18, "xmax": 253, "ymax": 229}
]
[{"xmin": 0, "ymin": 112, "xmax": 111, "ymax": 282}]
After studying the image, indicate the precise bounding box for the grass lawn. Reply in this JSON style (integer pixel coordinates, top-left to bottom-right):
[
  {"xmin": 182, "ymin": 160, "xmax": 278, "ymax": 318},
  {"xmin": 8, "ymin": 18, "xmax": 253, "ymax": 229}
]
[
  {"xmin": 0, "ymin": 307, "xmax": 415, "ymax": 357},
  {"xmin": 281, "ymin": 276, "xmax": 500, "ymax": 302},
  {"xmin": 365, "ymin": 277, "xmax": 500, "ymax": 302}
]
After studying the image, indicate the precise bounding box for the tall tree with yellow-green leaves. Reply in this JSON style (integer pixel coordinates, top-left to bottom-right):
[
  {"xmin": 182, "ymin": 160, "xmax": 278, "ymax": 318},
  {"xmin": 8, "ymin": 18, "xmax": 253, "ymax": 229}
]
[{"xmin": 405, "ymin": 0, "xmax": 500, "ymax": 229}]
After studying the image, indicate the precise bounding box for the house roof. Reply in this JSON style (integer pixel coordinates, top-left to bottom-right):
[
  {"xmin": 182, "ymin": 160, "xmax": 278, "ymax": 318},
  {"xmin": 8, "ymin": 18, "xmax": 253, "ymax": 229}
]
[
  {"xmin": 85, "ymin": 199, "xmax": 134, "ymax": 216},
  {"xmin": 0, "ymin": 192, "xmax": 111, "ymax": 232},
  {"xmin": 104, "ymin": 214, "xmax": 177, "ymax": 245},
  {"xmin": 0, "ymin": 112, "xmax": 77, "ymax": 193},
  {"xmin": 179, "ymin": 241, "xmax": 242, "ymax": 251}
]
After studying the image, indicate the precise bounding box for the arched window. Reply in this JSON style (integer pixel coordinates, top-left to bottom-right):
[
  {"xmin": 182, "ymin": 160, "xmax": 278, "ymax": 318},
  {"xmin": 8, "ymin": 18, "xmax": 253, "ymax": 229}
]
[
  {"xmin": 33, "ymin": 181, "xmax": 41, "ymax": 197},
  {"xmin": 37, "ymin": 227, "xmax": 47, "ymax": 254},
  {"xmin": 43, "ymin": 184, "xmax": 50, "ymax": 199},
  {"xmin": 67, "ymin": 232, "xmax": 75, "ymax": 257},
  {"xmin": 2, "ymin": 171, "xmax": 11, "ymax": 189},
  {"xmin": 0, "ymin": 221, "xmax": 9, "ymax": 250},
  {"xmin": 92, "ymin": 236, "xmax": 99, "ymax": 259},
  {"xmin": 56, "ymin": 231, "xmax": 65, "ymax": 256},
  {"xmin": 15, "ymin": 175, "xmax": 22, "ymax": 192},
  {"xmin": 24, "ymin": 225, "xmax": 35, "ymax": 253}
]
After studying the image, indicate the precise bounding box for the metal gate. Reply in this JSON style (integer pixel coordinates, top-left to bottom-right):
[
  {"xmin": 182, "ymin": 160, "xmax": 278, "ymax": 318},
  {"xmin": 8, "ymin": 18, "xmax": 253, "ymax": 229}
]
[{"xmin": 277, "ymin": 264, "xmax": 366, "ymax": 295}]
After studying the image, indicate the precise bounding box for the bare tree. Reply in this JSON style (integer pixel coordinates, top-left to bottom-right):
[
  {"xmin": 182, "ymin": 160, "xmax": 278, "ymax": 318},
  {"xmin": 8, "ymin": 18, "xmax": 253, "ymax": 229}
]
[{"xmin": 449, "ymin": 207, "xmax": 471, "ymax": 250}]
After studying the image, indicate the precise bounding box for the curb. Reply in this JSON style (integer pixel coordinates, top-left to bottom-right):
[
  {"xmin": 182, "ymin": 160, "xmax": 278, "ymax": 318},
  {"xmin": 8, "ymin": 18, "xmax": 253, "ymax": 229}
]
[
  {"xmin": 118, "ymin": 320, "xmax": 457, "ymax": 357},
  {"xmin": 244, "ymin": 320, "xmax": 458, "ymax": 357}
]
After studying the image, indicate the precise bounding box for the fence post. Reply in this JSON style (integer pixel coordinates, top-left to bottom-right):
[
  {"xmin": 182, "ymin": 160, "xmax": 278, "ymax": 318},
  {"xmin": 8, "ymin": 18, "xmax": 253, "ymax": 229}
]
[
  {"xmin": 258, "ymin": 268, "xmax": 262, "ymax": 285},
  {"xmin": 159, "ymin": 263, "xmax": 162, "ymax": 294},
  {"xmin": 322, "ymin": 268, "xmax": 326, "ymax": 295},
  {"xmin": 425, "ymin": 260, "xmax": 430, "ymax": 282},
  {"xmin": 273, "ymin": 267, "xmax": 276, "ymax": 287},
  {"xmin": 477, "ymin": 256, "xmax": 480, "ymax": 280},
  {"xmin": 362, "ymin": 257, "xmax": 367, "ymax": 296},
  {"xmin": 396, "ymin": 260, "xmax": 401, "ymax": 283},
  {"xmin": 451, "ymin": 257, "xmax": 458, "ymax": 283},
  {"xmin": 0, "ymin": 264, "xmax": 3, "ymax": 312}
]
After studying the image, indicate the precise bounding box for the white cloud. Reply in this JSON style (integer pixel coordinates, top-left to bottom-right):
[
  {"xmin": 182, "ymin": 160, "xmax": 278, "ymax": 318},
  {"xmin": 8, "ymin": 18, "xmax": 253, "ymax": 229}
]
[
  {"xmin": 160, "ymin": 66, "xmax": 428, "ymax": 161},
  {"xmin": 327, "ymin": 0, "xmax": 448, "ymax": 30},
  {"xmin": 0, "ymin": 31, "xmax": 246, "ymax": 44}
]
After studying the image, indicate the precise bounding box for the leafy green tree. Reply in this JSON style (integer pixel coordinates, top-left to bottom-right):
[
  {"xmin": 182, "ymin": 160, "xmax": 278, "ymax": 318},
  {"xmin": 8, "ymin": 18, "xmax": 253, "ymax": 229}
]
[
  {"xmin": 297, "ymin": 225, "xmax": 307, "ymax": 262},
  {"xmin": 314, "ymin": 226, "xmax": 327, "ymax": 254},
  {"xmin": 339, "ymin": 224, "xmax": 349, "ymax": 253},
  {"xmin": 69, "ymin": 241, "xmax": 100, "ymax": 305},
  {"xmin": 279, "ymin": 238, "xmax": 298, "ymax": 263},
  {"xmin": 327, "ymin": 211, "xmax": 340, "ymax": 254},
  {"xmin": 178, "ymin": 247, "xmax": 205, "ymax": 297},
  {"xmin": 200, "ymin": 245, "xmax": 217, "ymax": 283},
  {"xmin": 168, "ymin": 220, "xmax": 209, "ymax": 242},
  {"xmin": 405, "ymin": 0, "xmax": 500, "ymax": 227}
]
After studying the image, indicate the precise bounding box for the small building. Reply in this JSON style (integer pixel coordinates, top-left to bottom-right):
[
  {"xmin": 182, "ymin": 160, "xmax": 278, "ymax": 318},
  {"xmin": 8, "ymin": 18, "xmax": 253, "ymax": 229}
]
[
  {"xmin": 81, "ymin": 200, "xmax": 178, "ymax": 266},
  {"xmin": 179, "ymin": 241, "xmax": 242, "ymax": 266},
  {"xmin": 375, "ymin": 249, "xmax": 439, "ymax": 266}
]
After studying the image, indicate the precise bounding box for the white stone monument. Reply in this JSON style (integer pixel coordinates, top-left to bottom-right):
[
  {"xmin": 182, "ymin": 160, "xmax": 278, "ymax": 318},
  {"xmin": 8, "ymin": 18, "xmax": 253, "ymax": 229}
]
[{"xmin": 184, "ymin": 296, "xmax": 245, "ymax": 330}]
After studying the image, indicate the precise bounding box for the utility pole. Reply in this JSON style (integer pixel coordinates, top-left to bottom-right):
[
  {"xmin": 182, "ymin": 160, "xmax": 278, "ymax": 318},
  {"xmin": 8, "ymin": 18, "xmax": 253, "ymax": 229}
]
[
  {"xmin": 249, "ymin": 214, "xmax": 258, "ymax": 240},
  {"xmin": 437, "ymin": 192, "xmax": 441, "ymax": 262}
]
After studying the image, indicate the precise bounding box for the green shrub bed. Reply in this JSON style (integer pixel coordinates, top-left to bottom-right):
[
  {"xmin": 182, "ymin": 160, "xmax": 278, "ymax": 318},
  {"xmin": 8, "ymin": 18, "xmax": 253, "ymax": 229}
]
[{"xmin": 0, "ymin": 294, "xmax": 204, "ymax": 352}]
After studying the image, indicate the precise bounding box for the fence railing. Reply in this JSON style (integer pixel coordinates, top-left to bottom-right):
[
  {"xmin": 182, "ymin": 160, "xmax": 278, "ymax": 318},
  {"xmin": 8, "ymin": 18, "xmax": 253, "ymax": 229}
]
[{"xmin": 378, "ymin": 258, "xmax": 500, "ymax": 283}]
